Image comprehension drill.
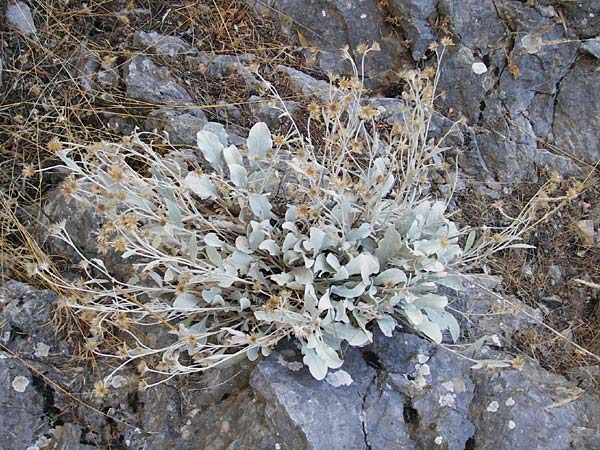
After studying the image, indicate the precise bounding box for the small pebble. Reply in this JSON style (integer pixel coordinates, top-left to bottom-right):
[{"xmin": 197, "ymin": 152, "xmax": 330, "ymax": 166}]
[
  {"xmin": 12, "ymin": 375, "xmax": 30, "ymax": 393},
  {"xmin": 472, "ymin": 62, "xmax": 488, "ymax": 74},
  {"xmin": 487, "ymin": 400, "xmax": 499, "ymax": 412},
  {"xmin": 34, "ymin": 342, "xmax": 50, "ymax": 358}
]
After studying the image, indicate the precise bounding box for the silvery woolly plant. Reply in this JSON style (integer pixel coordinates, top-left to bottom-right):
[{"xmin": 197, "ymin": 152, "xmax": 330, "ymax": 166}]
[{"xmin": 39, "ymin": 40, "xmax": 533, "ymax": 389}]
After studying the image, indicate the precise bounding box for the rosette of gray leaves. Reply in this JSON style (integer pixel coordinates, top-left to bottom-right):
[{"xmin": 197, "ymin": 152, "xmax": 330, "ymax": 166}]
[
  {"xmin": 54, "ymin": 119, "xmax": 465, "ymax": 381},
  {"xmin": 177, "ymin": 122, "xmax": 462, "ymax": 379}
]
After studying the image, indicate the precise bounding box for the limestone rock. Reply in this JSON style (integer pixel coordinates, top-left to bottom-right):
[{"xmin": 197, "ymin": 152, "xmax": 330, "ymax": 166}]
[
  {"xmin": 186, "ymin": 53, "xmax": 258, "ymax": 84},
  {"xmin": 145, "ymin": 107, "xmax": 208, "ymax": 145},
  {"xmin": 0, "ymin": 359, "xmax": 46, "ymax": 447},
  {"xmin": 582, "ymin": 36, "xmax": 600, "ymax": 58},
  {"xmin": 276, "ymin": 65, "xmax": 330, "ymax": 99},
  {"xmin": 6, "ymin": 1, "xmax": 36, "ymax": 35},
  {"xmin": 251, "ymin": 0, "xmax": 411, "ymax": 88},
  {"xmin": 437, "ymin": 0, "xmax": 506, "ymax": 51},
  {"xmin": 133, "ymin": 30, "xmax": 196, "ymax": 57},
  {"xmin": 70, "ymin": 47, "xmax": 100, "ymax": 94},
  {"xmin": 2, "ymin": 281, "xmax": 56, "ymax": 336},
  {"xmin": 553, "ymin": 60, "xmax": 600, "ymax": 165},
  {"xmin": 249, "ymin": 95, "xmax": 299, "ymax": 129},
  {"xmin": 560, "ymin": 0, "xmax": 600, "ymax": 39},
  {"xmin": 124, "ymin": 56, "xmax": 193, "ymax": 105},
  {"xmin": 246, "ymin": 331, "xmax": 600, "ymax": 450},
  {"xmin": 387, "ymin": 0, "xmax": 436, "ymax": 61},
  {"xmin": 250, "ymin": 348, "xmax": 376, "ymax": 450},
  {"xmin": 470, "ymin": 355, "xmax": 596, "ymax": 450}
]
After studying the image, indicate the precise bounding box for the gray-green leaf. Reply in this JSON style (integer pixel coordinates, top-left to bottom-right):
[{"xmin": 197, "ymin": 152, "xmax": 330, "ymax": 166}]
[{"xmin": 247, "ymin": 122, "xmax": 272, "ymax": 161}]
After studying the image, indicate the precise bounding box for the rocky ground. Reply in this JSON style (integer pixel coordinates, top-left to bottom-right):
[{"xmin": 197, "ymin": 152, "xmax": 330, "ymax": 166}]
[
  {"xmin": 2, "ymin": 280, "xmax": 599, "ymax": 450},
  {"xmin": 1, "ymin": 1, "xmax": 599, "ymax": 449}
]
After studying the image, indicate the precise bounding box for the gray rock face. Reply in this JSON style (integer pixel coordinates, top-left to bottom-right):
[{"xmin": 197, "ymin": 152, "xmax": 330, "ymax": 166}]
[
  {"xmin": 6, "ymin": 1, "xmax": 36, "ymax": 35},
  {"xmin": 387, "ymin": 0, "xmax": 436, "ymax": 61},
  {"xmin": 376, "ymin": 333, "xmax": 476, "ymax": 450},
  {"xmin": 145, "ymin": 107, "xmax": 208, "ymax": 145},
  {"xmin": 252, "ymin": 0, "xmax": 411, "ymax": 86},
  {"xmin": 497, "ymin": 23, "xmax": 578, "ymax": 115},
  {"xmin": 247, "ymin": 330, "xmax": 600, "ymax": 450},
  {"xmin": 249, "ymin": 95, "xmax": 299, "ymax": 129},
  {"xmin": 247, "ymin": 0, "xmax": 596, "ymax": 183},
  {"xmin": 553, "ymin": 60, "xmax": 600, "ymax": 165},
  {"xmin": 125, "ymin": 56, "xmax": 193, "ymax": 105},
  {"xmin": 438, "ymin": 0, "xmax": 506, "ymax": 51},
  {"xmin": 2, "ymin": 280, "xmax": 56, "ymax": 336},
  {"xmin": 446, "ymin": 276, "xmax": 543, "ymax": 347},
  {"xmin": 438, "ymin": 45, "xmax": 495, "ymax": 124},
  {"xmin": 42, "ymin": 183, "xmax": 132, "ymax": 280},
  {"xmin": 133, "ymin": 30, "xmax": 196, "ymax": 57},
  {"xmin": 1, "ymin": 281, "xmax": 599, "ymax": 449},
  {"xmin": 1, "ymin": 281, "xmax": 71, "ymax": 362},
  {"xmin": 0, "ymin": 282, "xmax": 71, "ymax": 450},
  {"xmin": 561, "ymin": 0, "xmax": 600, "ymax": 39},
  {"xmin": 97, "ymin": 58, "xmax": 120, "ymax": 90},
  {"xmin": 276, "ymin": 65, "xmax": 331, "ymax": 99},
  {"xmin": 70, "ymin": 47, "xmax": 100, "ymax": 94},
  {"xmin": 432, "ymin": 2, "xmax": 581, "ymax": 182},
  {"xmin": 54, "ymin": 423, "xmax": 98, "ymax": 450},
  {"xmin": 188, "ymin": 53, "xmax": 257, "ymax": 81},
  {"xmin": 0, "ymin": 357, "xmax": 50, "ymax": 450},
  {"xmin": 470, "ymin": 354, "xmax": 589, "ymax": 450},
  {"xmin": 251, "ymin": 348, "xmax": 376, "ymax": 450},
  {"xmin": 582, "ymin": 36, "xmax": 600, "ymax": 59}
]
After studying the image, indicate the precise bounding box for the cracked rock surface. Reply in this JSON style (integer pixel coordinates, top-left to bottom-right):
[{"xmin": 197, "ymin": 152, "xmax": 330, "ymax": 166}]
[
  {"xmin": 124, "ymin": 56, "xmax": 193, "ymax": 105},
  {"xmin": 248, "ymin": 0, "xmax": 411, "ymax": 88},
  {"xmin": 249, "ymin": 0, "xmax": 599, "ymax": 183},
  {"xmin": 1, "ymin": 281, "xmax": 598, "ymax": 449}
]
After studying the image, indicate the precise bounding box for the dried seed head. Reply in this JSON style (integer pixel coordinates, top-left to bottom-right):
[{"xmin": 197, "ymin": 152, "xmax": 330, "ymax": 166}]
[
  {"xmin": 61, "ymin": 175, "xmax": 79, "ymax": 195},
  {"xmin": 327, "ymin": 101, "xmax": 342, "ymax": 115},
  {"xmin": 298, "ymin": 204, "xmax": 310, "ymax": 218},
  {"xmin": 441, "ymin": 36, "xmax": 455, "ymax": 47},
  {"xmin": 47, "ymin": 138, "xmax": 63, "ymax": 153},
  {"xmin": 338, "ymin": 77, "xmax": 352, "ymax": 90},
  {"xmin": 112, "ymin": 237, "xmax": 127, "ymax": 252},
  {"xmin": 176, "ymin": 282, "xmax": 188, "ymax": 295},
  {"xmin": 22, "ymin": 164, "xmax": 35, "ymax": 178},
  {"xmin": 122, "ymin": 213, "xmax": 139, "ymax": 230},
  {"xmin": 512, "ymin": 356, "xmax": 525, "ymax": 370},
  {"xmin": 307, "ymin": 101, "xmax": 320, "ymax": 118},
  {"xmin": 93, "ymin": 380, "xmax": 109, "ymax": 398},
  {"xmin": 428, "ymin": 41, "xmax": 439, "ymax": 52},
  {"xmin": 359, "ymin": 104, "xmax": 379, "ymax": 121},
  {"xmin": 305, "ymin": 165, "xmax": 318, "ymax": 178},
  {"xmin": 356, "ymin": 43, "xmax": 369, "ymax": 55},
  {"xmin": 108, "ymin": 167, "xmax": 125, "ymax": 183}
]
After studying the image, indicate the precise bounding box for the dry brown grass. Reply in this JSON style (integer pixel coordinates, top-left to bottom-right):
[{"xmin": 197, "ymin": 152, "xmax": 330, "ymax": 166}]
[
  {"xmin": 455, "ymin": 171, "xmax": 600, "ymax": 387},
  {"xmin": 0, "ymin": 0, "xmax": 306, "ymax": 283}
]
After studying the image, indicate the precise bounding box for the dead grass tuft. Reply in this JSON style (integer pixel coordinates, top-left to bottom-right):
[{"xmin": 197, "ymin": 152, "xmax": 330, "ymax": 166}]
[{"xmin": 456, "ymin": 172, "xmax": 600, "ymax": 386}]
